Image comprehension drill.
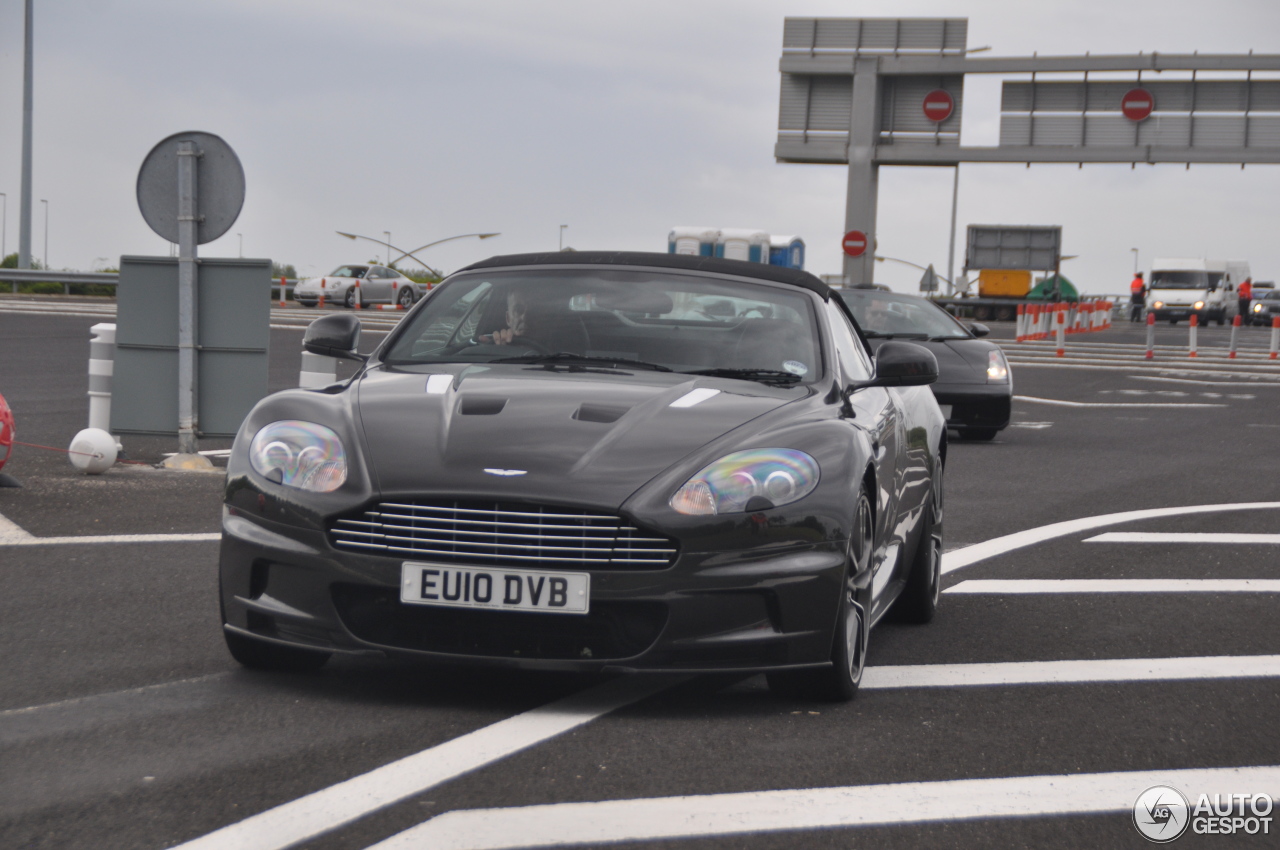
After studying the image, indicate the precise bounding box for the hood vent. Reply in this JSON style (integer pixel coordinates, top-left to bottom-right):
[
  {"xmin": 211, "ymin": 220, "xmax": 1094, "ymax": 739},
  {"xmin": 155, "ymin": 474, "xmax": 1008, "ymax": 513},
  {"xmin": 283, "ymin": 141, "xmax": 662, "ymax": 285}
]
[
  {"xmin": 460, "ymin": 396, "xmax": 507, "ymax": 416},
  {"xmin": 573, "ymin": 403, "xmax": 630, "ymax": 424}
]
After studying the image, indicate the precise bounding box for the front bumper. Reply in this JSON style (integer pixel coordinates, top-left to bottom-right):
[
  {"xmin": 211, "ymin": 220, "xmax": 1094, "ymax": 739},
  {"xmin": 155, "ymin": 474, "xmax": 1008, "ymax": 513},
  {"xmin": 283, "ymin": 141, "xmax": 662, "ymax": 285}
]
[
  {"xmin": 219, "ymin": 508, "xmax": 848, "ymax": 674},
  {"xmin": 931, "ymin": 382, "xmax": 1011, "ymax": 431}
]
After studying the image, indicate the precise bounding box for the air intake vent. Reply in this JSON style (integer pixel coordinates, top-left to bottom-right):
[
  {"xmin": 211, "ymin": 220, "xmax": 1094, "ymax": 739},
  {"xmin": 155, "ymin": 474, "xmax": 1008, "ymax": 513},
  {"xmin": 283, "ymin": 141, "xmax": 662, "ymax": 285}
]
[{"xmin": 329, "ymin": 500, "xmax": 677, "ymax": 569}]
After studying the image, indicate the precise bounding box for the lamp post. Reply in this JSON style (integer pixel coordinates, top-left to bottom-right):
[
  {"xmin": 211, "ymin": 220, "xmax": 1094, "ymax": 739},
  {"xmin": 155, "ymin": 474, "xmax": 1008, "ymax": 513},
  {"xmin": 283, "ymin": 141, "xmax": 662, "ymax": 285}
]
[
  {"xmin": 40, "ymin": 199, "xmax": 47, "ymax": 269},
  {"xmin": 383, "ymin": 232, "xmax": 391, "ymax": 266},
  {"xmin": 559, "ymin": 224, "xmax": 568, "ymax": 251},
  {"xmin": 339, "ymin": 231, "xmax": 500, "ymax": 277}
]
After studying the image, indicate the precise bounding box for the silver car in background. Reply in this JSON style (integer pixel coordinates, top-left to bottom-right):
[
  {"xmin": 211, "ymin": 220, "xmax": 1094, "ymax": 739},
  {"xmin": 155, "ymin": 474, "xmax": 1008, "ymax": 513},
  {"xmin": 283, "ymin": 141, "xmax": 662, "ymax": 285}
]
[{"xmin": 294, "ymin": 265, "xmax": 422, "ymax": 309}]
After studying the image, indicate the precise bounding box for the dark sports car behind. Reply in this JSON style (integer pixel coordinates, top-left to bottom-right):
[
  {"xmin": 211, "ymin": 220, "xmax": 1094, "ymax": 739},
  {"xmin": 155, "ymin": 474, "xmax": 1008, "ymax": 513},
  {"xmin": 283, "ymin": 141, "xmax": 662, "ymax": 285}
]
[{"xmin": 837, "ymin": 288, "xmax": 1012, "ymax": 441}]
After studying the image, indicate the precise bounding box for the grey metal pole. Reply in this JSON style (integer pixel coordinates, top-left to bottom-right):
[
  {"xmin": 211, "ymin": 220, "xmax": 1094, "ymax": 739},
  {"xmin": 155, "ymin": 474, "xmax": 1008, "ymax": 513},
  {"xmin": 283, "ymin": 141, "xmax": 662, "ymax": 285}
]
[
  {"xmin": 18, "ymin": 0, "xmax": 34, "ymax": 269},
  {"xmin": 842, "ymin": 58, "xmax": 880, "ymax": 286},
  {"xmin": 384, "ymin": 231, "xmax": 391, "ymax": 266},
  {"xmin": 946, "ymin": 166, "xmax": 960, "ymax": 297},
  {"xmin": 176, "ymin": 140, "xmax": 200, "ymax": 454}
]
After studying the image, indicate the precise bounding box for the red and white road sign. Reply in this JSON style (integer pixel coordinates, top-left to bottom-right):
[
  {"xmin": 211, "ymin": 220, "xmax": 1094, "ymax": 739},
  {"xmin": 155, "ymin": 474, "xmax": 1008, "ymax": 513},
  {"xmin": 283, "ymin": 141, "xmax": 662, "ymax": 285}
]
[
  {"xmin": 1121, "ymin": 88, "xmax": 1154, "ymax": 122},
  {"xmin": 922, "ymin": 89, "xmax": 954, "ymax": 123},
  {"xmin": 842, "ymin": 230, "xmax": 868, "ymax": 258}
]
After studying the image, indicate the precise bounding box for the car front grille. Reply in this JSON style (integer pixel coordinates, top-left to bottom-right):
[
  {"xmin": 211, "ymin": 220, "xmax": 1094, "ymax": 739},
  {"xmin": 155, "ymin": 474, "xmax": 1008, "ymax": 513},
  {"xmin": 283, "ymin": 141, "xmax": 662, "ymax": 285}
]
[{"xmin": 328, "ymin": 500, "xmax": 678, "ymax": 569}]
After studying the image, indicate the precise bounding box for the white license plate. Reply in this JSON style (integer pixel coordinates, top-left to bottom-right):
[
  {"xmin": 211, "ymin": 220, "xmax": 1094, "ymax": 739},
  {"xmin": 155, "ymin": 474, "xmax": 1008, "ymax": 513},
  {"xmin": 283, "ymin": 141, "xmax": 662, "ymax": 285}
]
[
  {"xmin": 938, "ymin": 404, "xmax": 953, "ymax": 420},
  {"xmin": 400, "ymin": 563, "xmax": 590, "ymax": 615}
]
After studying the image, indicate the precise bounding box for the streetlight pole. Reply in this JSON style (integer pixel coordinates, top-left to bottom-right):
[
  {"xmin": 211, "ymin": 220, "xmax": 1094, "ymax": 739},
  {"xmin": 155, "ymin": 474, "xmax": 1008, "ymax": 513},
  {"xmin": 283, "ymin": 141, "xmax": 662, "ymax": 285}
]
[
  {"xmin": 559, "ymin": 224, "xmax": 568, "ymax": 251},
  {"xmin": 383, "ymin": 232, "xmax": 391, "ymax": 266},
  {"xmin": 40, "ymin": 199, "xmax": 47, "ymax": 268},
  {"xmin": 341, "ymin": 231, "xmax": 501, "ymax": 276},
  {"xmin": 18, "ymin": 0, "xmax": 34, "ymax": 269}
]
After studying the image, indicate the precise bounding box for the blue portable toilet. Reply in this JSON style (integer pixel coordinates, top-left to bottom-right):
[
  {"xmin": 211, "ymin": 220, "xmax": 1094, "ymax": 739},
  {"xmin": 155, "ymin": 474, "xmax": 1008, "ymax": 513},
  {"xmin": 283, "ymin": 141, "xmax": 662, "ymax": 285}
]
[
  {"xmin": 769, "ymin": 235, "xmax": 805, "ymax": 269},
  {"xmin": 668, "ymin": 227, "xmax": 718, "ymax": 257}
]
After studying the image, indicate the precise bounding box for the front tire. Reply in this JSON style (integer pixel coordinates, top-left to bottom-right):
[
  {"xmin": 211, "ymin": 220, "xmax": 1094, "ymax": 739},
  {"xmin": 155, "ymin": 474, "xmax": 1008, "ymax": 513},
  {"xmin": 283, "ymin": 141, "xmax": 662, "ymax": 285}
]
[
  {"xmin": 397, "ymin": 286, "xmax": 416, "ymax": 308},
  {"xmin": 767, "ymin": 489, "xmax": 871, "ymax": 702},
  {"xmin": 225, "ymin": 630, "xmax": 330, "ymax": 673},
  {"xmin": 343, "ymin": 287, "xmax": 357, "ymax": 309}
]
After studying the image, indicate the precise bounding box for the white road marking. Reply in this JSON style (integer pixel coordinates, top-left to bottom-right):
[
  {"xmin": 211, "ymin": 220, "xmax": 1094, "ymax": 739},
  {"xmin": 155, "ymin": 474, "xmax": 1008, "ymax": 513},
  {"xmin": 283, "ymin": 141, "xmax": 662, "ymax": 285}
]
[
  {"xmin": 364, "ymin": 765, "xmax": 1280, "ymax": 850},
  {"xmin": 1014, "ymin": 395, "xmax": 1223, "ymax": 409},
  {"xmin": 946, "ymin": 579, "xmax": 1280, "ymax": 594},
  {"xmin": 860, "ymin": 655, "xmax": 1280, "ymax": 689},
  {"xmin": 1009, "ymin": 421, "xmax": 1053, "ymax": 429},
  {"xmin": 1086, "ymin": 531, "xmax": 1280, "ymax": 544},
  {"xmin": 170, "ymin": 674, "xmax": 684, "ymax": 850},
  {"xmin": 0, "ymin": 531, "xmax": 220, "ymax": 547},
  {"xmin": 0, "ymin": 512, "xmax": 34, "ymax": 542},
  {"xmin": 1132, "ymin": 374, "xmax": 1280, "ymax": 387},
  {"xmin": 940, "ymin": 502, "xmax": 1280, "ymax": 574}
]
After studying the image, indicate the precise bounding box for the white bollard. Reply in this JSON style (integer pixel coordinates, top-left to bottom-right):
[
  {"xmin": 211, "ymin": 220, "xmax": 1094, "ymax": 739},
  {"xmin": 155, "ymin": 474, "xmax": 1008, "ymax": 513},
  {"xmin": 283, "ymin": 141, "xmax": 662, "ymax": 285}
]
[
  {"xmin": 86, "ymin": 323, "xmax": 123, "ymax": 451},
  {"xmin": 299, "ymin": 351, "xmax": 338, "ymax": 389}
]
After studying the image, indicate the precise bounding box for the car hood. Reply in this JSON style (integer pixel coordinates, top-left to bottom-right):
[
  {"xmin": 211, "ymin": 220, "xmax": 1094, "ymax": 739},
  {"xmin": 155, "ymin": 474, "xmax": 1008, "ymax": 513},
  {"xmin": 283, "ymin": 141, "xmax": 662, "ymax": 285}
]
[
  {"xmin": 868, "ymin": 337, "xmax": 991, "ymax": 385},
  {"xmin": 353, "ymin": 365, "xmax": 799, "ymax": 507}
]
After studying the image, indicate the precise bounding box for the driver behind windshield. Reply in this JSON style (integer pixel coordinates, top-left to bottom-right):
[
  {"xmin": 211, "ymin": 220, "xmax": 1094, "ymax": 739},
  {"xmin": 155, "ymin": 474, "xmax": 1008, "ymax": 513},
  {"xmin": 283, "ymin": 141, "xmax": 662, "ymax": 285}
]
[{"xmin": 484, "ymin": 291, "xmax": 534, "ymax": 346}]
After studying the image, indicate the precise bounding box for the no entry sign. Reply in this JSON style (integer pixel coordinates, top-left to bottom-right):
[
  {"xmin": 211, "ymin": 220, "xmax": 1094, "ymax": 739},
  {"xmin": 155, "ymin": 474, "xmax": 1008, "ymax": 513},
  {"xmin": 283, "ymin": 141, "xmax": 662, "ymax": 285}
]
[
  {"xmin": 922, "ymin": 89, "xmax": 954, "ymax": 123},
  {"xmin": 1122, "ymin": 88, "xmax": 1154, "ymax": 122},
  {"xmin": 842, "ymin": 230, "xmax": 869, "ymax": 257}
]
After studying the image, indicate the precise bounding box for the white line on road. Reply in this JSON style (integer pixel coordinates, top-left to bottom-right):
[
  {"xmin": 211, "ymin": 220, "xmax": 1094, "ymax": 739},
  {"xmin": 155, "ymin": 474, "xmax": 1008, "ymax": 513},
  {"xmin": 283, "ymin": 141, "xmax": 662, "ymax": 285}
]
[
  {"xmin": 169, "ymin": 674, "xmax": 685, "ymax": 850},
  {"xmin": 860, "ymin": 654, "xmax": 1280, "ymax": 689},
  {"xmin": 364, "ymin": 765, "xmax": 1280, "ymax": 850},
  {"xmin": 1131, "ymin": 375, "xmax": 1280, "ymax": 387},
  {"xmin": 940, "ymin": 502, "xmax": 1280, "ymax": 574},
  {"xmin": 945, "ymin": 579, "xmax": 1280, "ymax": 594},
  {"xmin": 0, "ymin": 531, "xmax": 220, "ymax": 547},
  {"xmin": 1086, "ymin": 532, "xmax": 1280, "ymax": 544},
  {"xmin": 1014, "ymin": 395, "xmax": 1224, "ymax": 409}
]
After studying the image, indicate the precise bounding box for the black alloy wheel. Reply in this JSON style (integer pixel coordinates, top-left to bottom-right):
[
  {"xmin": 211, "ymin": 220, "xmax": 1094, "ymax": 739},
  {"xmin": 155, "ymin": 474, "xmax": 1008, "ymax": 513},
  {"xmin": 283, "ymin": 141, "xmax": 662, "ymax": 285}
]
[{"xmin": 767, "ymin": 489, "xmax": 872, "ymax": 702}]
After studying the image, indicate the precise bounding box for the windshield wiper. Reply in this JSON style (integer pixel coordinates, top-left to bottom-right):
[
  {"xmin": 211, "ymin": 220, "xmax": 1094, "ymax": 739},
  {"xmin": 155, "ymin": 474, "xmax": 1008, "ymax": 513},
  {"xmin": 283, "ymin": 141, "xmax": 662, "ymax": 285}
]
[
  {"xmin": 684, "ymin": 368, "xmax": 802, "ymax": 386},
  {"xmin": 493, "ymin": 352, "xmax": 672, "ymax": 372},
  {"xmin": 862, "ymin": 331, "xmax": 929, "ymax": 340}
]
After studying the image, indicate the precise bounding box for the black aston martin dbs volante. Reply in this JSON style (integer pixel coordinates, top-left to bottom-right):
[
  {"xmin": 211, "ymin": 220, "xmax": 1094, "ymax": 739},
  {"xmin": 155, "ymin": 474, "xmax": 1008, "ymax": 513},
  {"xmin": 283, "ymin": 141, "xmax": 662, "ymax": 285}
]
[{"xmin": 219, "ymin": 252, "xmax": 946, "ymax": 700}]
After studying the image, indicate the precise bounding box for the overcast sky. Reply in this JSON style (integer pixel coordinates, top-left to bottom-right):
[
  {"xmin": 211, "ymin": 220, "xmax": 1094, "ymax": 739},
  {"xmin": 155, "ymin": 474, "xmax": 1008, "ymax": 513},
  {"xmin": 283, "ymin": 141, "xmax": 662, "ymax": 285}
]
[{"xmin": 1, "ymin": 0, "xmax": 1278, "ymax": 294}]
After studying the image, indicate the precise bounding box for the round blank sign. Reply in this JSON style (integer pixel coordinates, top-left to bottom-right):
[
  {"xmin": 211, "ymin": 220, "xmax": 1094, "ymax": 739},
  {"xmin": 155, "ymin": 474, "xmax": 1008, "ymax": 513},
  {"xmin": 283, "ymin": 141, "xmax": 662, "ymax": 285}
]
[{"xmin": 136, "ymin": 131, "xmax": 245, "ymax": 245}]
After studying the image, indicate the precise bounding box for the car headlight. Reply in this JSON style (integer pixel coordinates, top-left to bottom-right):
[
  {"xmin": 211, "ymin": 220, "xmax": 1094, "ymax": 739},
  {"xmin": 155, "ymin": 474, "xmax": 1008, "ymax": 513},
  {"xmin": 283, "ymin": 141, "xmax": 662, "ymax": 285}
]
[
  {"xmin": 987, "ymin": 349, "xmax": 1009, "ymax": 382},
  {"xmin": 1194, "ymin": 301, "xmax": 1205, "ymax": 310},
  {"xmin": 249, "ymin": 420, "xmax": 347, "ymax": 492},
  {"xmin": 1152, "ymin": 300, "xmax": 1163, "ymax": 309},
  {"xmin": 1254, "ymin": 303, "xmax": 1264, "ymax": 313},
  {"xmin": 670, "ymin": 449, "xmax": 820, "ymax": 515}
]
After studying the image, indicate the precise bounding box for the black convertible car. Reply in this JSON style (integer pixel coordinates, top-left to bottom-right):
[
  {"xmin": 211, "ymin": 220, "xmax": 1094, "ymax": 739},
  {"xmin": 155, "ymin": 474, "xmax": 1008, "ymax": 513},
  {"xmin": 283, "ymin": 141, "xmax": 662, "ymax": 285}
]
[
  {"xmin": 837, "ymin": 288, "xmax": 1012, "ymax": 441},
  {"xmin": 219, "ymin": 252, "xmax": 946, "ymax": 700}
]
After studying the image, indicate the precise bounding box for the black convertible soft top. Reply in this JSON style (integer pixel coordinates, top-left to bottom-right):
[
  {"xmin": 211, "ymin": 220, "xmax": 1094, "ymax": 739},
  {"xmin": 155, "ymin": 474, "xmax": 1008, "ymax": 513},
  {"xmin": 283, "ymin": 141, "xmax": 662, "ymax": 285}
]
[{"xmin": 459, "ymin": 251, "xmax": 832, "ymax": 301}]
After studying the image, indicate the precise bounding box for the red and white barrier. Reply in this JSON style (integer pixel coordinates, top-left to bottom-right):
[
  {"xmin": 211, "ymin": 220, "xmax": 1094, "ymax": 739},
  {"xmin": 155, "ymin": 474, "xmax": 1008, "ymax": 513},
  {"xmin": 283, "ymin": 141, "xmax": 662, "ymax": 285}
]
[
  {"xmin": 1145, "ymin": 311, "xmax": 1155, "ymax": 359},
  {"xmin": 279, "ymin": 275, "xmax": 287, "ymax": 308},
  {"xmin": 1228, "ymin": 314, "xmax": 1241, "ymax": 359},
  {"xmin": 1055, "ymin": 303, "xmax": 1067, "ymax": 357},
  {"xmin": 374, "ymin": 304, "xmax": 403, "ymax": 311},
  {"xmin": 1188, "ymin": 314, "xmax": 1198, "ymax": 358},
  {"xmin": 1271, "ymin": 316, "xmax": 1279, "ymax": 360}
]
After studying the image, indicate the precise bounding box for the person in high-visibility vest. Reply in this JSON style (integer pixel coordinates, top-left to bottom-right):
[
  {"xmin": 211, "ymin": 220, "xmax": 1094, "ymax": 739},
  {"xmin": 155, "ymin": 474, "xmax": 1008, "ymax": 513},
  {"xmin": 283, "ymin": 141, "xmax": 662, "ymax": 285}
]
[
  {"xmin": 1239, "ymin": 278, "xmax": 1253, "ymax": 323},
  {"xmin": 1129, "ymin": 272, "xmax": 1146, "ymax": 322}
]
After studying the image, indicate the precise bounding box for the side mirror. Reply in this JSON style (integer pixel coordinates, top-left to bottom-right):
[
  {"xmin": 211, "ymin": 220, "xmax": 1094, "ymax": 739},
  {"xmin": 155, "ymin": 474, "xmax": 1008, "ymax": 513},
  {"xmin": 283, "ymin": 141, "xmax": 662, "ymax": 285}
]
[
  {"xmin": 304, "ymin": 313, "xmax": 366, "ymax": 361},
  {"xmin": 969, "ymin": 322, "xmax": 991, "ymax": 338},
  {"xmin": 852, "ymin": 341, "xmax": 938, "ymax": 390}
]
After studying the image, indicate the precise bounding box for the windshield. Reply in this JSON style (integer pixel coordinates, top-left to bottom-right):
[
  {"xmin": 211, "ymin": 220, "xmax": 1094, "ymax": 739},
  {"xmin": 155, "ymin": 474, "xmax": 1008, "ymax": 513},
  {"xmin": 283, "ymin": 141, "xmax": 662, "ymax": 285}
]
[
  {"xmin": 380, "ymin": 268, "xmax": 823, "ymax": 381},
  {"xmin": 836, "ymin": 289, "xmax": 971, "ymax": 340},
  {"xmin": 328, "ymin": 266, "xmax": 368, "ymax": 279},
  {"xmin": 1150, "ymin": 270, "xmax": 1210, "ymax": 290}
]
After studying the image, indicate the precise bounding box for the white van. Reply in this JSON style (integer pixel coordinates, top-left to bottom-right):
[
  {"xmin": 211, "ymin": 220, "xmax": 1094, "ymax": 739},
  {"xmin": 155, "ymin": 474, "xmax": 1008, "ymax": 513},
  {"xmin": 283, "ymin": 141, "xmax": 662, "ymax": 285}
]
[{"xmin": 1146, "ymin": 258, "xmax": 1248, "ymax": 325}]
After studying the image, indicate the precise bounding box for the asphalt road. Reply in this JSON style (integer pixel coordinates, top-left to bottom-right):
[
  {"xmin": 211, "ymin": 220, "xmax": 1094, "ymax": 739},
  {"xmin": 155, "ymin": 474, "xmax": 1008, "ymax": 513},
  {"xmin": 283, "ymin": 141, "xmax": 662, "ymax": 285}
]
[{"xmin": 2, "ymin": 299, "xmax": 1279, "ymax": 849}]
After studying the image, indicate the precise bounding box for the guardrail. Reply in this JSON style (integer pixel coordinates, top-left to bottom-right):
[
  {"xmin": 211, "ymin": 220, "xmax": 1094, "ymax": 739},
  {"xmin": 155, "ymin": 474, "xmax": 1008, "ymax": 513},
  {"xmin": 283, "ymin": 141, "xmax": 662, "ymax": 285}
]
[{"xmin": 0, "ymin": 269, "xmax": 298, "ymax": 299}]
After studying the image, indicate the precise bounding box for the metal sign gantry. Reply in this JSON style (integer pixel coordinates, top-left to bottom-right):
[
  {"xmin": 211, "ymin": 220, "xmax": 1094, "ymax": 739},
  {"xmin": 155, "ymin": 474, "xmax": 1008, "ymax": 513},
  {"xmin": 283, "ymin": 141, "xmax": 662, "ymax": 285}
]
[{"xmin": 776, "ymin": 17, "xmax": 1280, "ymax": 284}]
